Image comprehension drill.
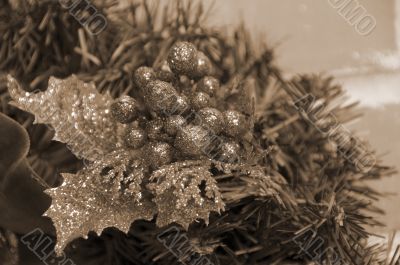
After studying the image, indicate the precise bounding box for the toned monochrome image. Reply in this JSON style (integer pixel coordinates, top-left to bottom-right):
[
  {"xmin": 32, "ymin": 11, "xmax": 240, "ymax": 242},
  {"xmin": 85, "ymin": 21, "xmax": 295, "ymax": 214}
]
[{"xmin": 0, "ymin": 0, "xmax": 399, "ymax": 264}]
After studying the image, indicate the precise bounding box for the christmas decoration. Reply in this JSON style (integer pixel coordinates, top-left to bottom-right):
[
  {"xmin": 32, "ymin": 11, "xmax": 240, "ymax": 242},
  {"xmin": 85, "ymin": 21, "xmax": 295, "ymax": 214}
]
[
  {"xmin": 142, "ymin": 80, "xmax": 180, "ymax": 115},
  {"xmin": 223, "ymin": 110, "xmax": 249, "ymax": 137},
  {"xmin": 194, "ymin": 107, "xmax": 225, "ymax": 134},
  {"xmin": 0, "ymin": 1, "xmax": 398, "ymax": 264},
  {"xmin": 44, "ymin": 151, "xmax": 156, "ymax": 254},
  {"xmin": 167, "ymin": 41, "xmax": 198, "ymax": 76},
  {"xmin": 173, "ymin": 95, "xmax": 191, "ymax": 115},
  {"xmin": 110, "ymin": 96, "xmax": 139, "ymax": 124},
  {"xmin": 218, "ymin": 141, "xmax": 241, "ymax": 163},
  {"xmin": 145, "ymin": 119, "xmax": 166, "ymax": 141},
  {"xmin": 133, "ymin": 66, "xmax": 157, "ymax": 89},
  {"xmin": 7, "ymin": 75, "xmax": 124, "ymax": 161},
  {"xmin": 197, "ymin": 76, "xmax": 220, "ymax": 97},
  {"xmin": 144, "ymin": 142, "xmax": 174, "ymax": 169},
  {"xmin": 190, "ymin": 92, "xmax": 212, "ymax": 111},
  {"xmin": 7, "ymin": 39, "xmax": 251, "ymax": 255},
  {"xmin": 188, "ymin": 51, "xmax": 212, "ymax": 80},
  {"xmin": 174, "ymin": 125, "xmax": 210, "ymax": 158},
  {"xmin": 148, "ymin": 160, "xmax": 224, "ymax": 229},
  {"xmin": 164, "ymin": 115, "xmax": 187, "ymax": 136},
  {"xmin": 124, "ymin": 127, "xmax": 147, "ymax": 149}
]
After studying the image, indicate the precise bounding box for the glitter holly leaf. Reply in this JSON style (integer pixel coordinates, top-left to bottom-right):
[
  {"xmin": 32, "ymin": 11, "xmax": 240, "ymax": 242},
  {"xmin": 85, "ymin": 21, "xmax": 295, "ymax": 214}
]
[
  {"xmin": 44, "ymin": 151, "xmax": 156, "ymax": 254},
  {"xmin": 7, "ymin": 75, "xmax": 125, "ymax": 161},
  {"xmin": 148, "ymin": 160, "xmax": 225, "ymax": 229}
]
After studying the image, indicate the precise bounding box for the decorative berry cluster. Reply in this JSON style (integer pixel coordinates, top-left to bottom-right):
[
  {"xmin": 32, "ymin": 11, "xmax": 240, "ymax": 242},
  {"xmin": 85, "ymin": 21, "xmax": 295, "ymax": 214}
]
[{"xmin": 110, "ymin": 42, "xmax": 251, "ymax": 170}]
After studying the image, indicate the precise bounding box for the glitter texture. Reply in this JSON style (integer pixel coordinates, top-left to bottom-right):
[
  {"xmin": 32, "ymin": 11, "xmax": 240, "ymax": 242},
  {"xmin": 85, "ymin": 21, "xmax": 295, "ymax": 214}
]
[
  {"xmin": 110, "ymin": 95, "xmax": 139, "ymax": 124},
  {"xmin": 134, "ymin": 66, "xmax": 156, "ymax": 88},
  {"xmin": 44, "ymin": 151, "xmax": 156, "ymax": 254},
  {"xmin": 172, "ymin": 95, "xmax": 190, "ymax": 115},
  {"xmin": 7, "ymin": 75, "xmax": 125, "ymax": 161},
  {"xmin": 6, "ymin": 44, "xmax": 241, "ymax": 254},
  {"xmin": 174, "ymin": 125, "xmax": 210, "ymax": 157},
  {"xmin": 156, "ymin": 61, "xmax": 175, "ymax": 83},
  {"xmin": 167, "ymin": 41, "xmax": 197, "ymax": 75},
  {"xmin": 142, "ymin": 80, "xmax": 178, "ymax": 115},
  {"xmin": 164, "ymin": 115, "xmax": 187, "ymax": 136},
  {"xmin": 191, "ymin": 92, "xmax": 211, "ymax": 111},
  {"xmin": 144, "ymin": 142, "xmax": 174, "ymax": 168},
  {"xmin": 145, "ymin": 118, "xmax": 167, "ymax": 141},
  {"xmin": 124, "ymin": 127, "xmax": 147, "ymax": 149},
  {"xmin": 219, "ymin": 141, "xmax": 241, "ymax": 163},
  {"xmin": 223, "ymin": 110, "xmax": 248, "ymax": 137},
  {"xmin": 195, "ymin": 107, "xmax": 224, "ymax": 134},
  {"xmin": 148, "ymin": 160, "xmax": 224, "ymax": 229},
  {"xmin": 189, "ymin": 51, "xmax": 212, "ymax": 79},
  {"xmin": 197, "ymin": 76, "xmax": 220, "ymax": 96}
]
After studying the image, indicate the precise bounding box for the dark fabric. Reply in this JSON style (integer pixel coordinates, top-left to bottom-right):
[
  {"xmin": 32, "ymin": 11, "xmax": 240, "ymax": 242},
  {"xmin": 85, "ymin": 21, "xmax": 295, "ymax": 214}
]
[
  {"xmin": 0, "ymin": 113, "xmax": 30, "ymax": 179},
  {"xmin": 0, "ymin": 113, "xmax": 54, "ymax": 236}
]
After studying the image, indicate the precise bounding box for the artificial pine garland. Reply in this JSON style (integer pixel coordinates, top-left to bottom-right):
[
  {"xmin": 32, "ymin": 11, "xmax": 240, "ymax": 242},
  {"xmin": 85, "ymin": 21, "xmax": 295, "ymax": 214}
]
[{"xmin": 0, "ymin": 1, "xmax": 398, "ymax": 265}]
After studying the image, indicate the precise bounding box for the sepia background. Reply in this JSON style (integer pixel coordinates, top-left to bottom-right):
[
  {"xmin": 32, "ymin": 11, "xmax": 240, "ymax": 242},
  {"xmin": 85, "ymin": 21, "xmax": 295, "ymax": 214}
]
[
  {"xmin": 157, "ymin": 0, "xmax": 400, "ymax": 230},
  {"xmin": 1, "ymin": 1, "xmax": 399, "ymax": 264}
]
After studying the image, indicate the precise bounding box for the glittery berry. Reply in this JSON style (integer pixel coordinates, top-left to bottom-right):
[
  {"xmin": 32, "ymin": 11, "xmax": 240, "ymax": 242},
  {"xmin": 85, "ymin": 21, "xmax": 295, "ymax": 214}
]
[
  {"xmin": 156, "ymin": 61, "xmax": 176, "ymax": 82},
  {"xmin": 194, "ymin": 107, "xmax": 224, "ymax": 134},
  {"xmin": 110, "ymin": 95, "xmax": 138, "ymax": 124},
  {"xmin": 134, "ymin": 66, "xmax": 156, "ymax": 88},
  {"xmin": 189, "ymin": 51, "xmax": 212, "ymax": 79},
  {"xmin": 146, "ymin": 119, "xmax": 165, "ymax": 141},
  {"xmin": 197, "ymin": 76, "xmax": 219, "ymax": 96},
  {"xmin": 172, "ymin": 95, "xmax": 190, "ymax": 115},
  {"xmin": 219, "ymin": 141, "xmax": 241, "ymax": 163},
  {"xmin": 191, "ymin": 92, "xmax": 211, "ymax": 111},
  {"xmin": 142, "ymin": 80, "xmax": 178, "ymax": 115},
  {"xmin": 167, "ymin": 41, "xmax": 197, "ymax": 75},
  {"xmin": 125, "ymin": 127, "xmax": 147, "ymax": 149},
  {"xmin": 223, "ymin": 110, "xmax": 248, "ymax": 137},
  {"xmin": 174, "ymin": 125, "xmax": 210, "ymax": 157},
  {"xmin": 164, "ymin": 115, "xmax": 187, "ymax": 136},
  {"xmin": 156, "ymin": 70, "xmax": 175, "ymax": 83},
  {"xmin": 144, "ymin": 142, "xmax": 174, "ymax": 168}
]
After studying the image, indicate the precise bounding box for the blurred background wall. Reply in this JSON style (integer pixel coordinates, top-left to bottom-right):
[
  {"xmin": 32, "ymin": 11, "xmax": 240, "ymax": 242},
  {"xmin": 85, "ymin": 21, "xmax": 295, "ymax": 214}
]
[
  {"xmin": 206, "ymin": 0, "xmax": 397, "ymax": 73},
  {"xmin": 160, "ymin": 0, "xmax": 400, "ymax": 229}
]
